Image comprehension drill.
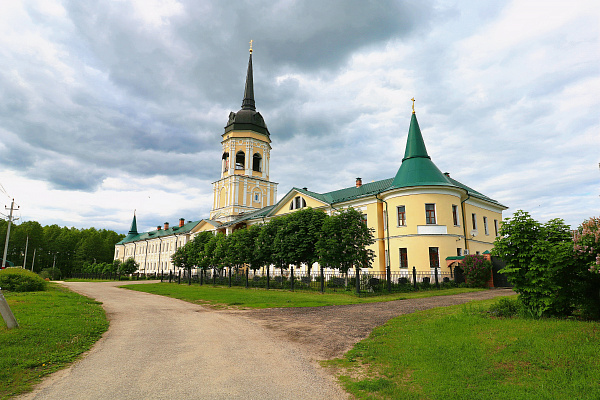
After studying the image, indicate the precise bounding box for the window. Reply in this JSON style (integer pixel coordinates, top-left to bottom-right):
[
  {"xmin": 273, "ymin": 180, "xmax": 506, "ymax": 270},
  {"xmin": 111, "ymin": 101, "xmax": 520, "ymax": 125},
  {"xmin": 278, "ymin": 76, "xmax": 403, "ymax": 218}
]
[
  {"xmin": 457, "ymin": 248, "xmax": 462, "ymax": 256},
  {"xmin": 483, "ymin": 216, "xmax": 489, "ymax": 235},
  {"xmin": 452, "ymin": 205, "xmax": 459, "ymax": 226},
  {"xmin": 289, "ymin": 196, "xmax": 307, "ymax": 210},
  {"xmin": 429, "ymin": 247, "xmax": 439, "ymax": 268},
  {"xmin": 471, "ymin": 213, "xmax": 477, "ymax": 230},
  {"xmin": 383, "ymin": 210, "xmax": 387, "ymax": 230},
  {"xmin": 254, "ymin": 192, "xmax": 261, "ymax": 202},
  {"xmin": 361, "ymin": 214, "xmax": 368, "ymax": 226},
  {"xmin": 252, "ymin": 153, "xmax": 262, "ymax": 172},
  {"xmin": 397, "ymin": 206, "xmax": 406, "ymax": 226},
  {"xmin": 222, "ymin": 152, "xmax": 229, "ymax": 172},
  {"xmin": 235, "ymin": 151, "xmax": 245, "ymax": 170},
  {"xmin": 425, "ymin": 204, "xmax": 436, "ymax": 224},
  {"xmin": 494, "ymin": 219, "xmax": 499, "ymax": 236},
  {"xmin": 399, "ymin": 248, "xmax": 408, "ymax": 269}
]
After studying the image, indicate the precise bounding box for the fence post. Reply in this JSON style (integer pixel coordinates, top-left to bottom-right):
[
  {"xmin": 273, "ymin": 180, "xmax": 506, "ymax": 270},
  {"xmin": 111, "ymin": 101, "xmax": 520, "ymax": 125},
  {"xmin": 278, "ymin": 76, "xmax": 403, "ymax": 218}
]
[
  {"xmin": 320, "ymin": 265, "xmax": 324, "ymax": 293},
  {"xmin": 169, "ymin": 270, "xmax": 172, "ymax": 283},
  {"xmin": 228, "ymin": 267, "xmax": 232, "ymax": 287},
  {"xmin": 246, "ymin": 268, "xmax": 249, "ymax": 288},
  {"xmin": 178, "ymin": 270, "xmax": 181, "ymax": 284},
  {"xmin": 355, "ymin": 266, "xmax": 360, "ymax": 295},
  {"xmin": 266, "ymin": 265, "xmax": 270, "ymax": 290},
  {"xmin": 387, "ymin": 264, "xmax": 391, "ymax": 293},
  {"xmin": 213, "ymin": 268, "xmax": 216, "ymax": 285},
  {"xmin": 412, "ymin": 266, "xmax": 417, "ymax": 289},
  {"xmin": 290, "ymin": 266, "xmax": 294, "ymax": 292},
  {"xmin": 434, "ymin": 265, "xmax": 439, "ymax": 288},
  {"xmin": 188, "ymin": 268, "xmax": 191, "ymax": 285}
]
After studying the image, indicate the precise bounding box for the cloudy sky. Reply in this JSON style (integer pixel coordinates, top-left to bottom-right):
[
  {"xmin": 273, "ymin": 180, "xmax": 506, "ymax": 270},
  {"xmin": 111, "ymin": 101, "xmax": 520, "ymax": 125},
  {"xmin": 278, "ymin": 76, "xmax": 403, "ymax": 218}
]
[{"xmin": 0, "ymin": 0, "xmax": 598, "ymax": 233}]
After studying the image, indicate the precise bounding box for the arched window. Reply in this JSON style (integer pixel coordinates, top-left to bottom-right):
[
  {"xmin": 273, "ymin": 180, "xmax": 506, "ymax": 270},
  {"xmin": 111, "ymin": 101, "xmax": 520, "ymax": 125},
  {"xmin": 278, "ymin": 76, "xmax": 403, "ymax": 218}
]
[
  {"xmin": 235, "ymin": 151, "xmax": 245, "ymax": 170},
  {"xmin": 289, "ymin": 196, "xmax": 307, "ymax": 210},
  {"xmin": 252, "ymin": 153, "xmax": 262, "ymax": 172},
  {"xmin": 222, "ymin": 152, "xmax": 229, "ymax": 172}
]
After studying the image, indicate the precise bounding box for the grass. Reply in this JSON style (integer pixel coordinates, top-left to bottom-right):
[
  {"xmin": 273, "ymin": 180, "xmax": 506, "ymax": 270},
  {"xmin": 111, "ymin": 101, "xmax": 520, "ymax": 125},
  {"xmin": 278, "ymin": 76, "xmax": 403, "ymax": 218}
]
[
  {"xmin": 122, "ymin": 282, "xmax": 484, "ymax": 308},
  {"xmin": 0, "ymin": 284, "xmax": 109, "ymax": 399},
  {"xmin": 324, "ymin": 296, "xmax": 600, "ymax": 400}
]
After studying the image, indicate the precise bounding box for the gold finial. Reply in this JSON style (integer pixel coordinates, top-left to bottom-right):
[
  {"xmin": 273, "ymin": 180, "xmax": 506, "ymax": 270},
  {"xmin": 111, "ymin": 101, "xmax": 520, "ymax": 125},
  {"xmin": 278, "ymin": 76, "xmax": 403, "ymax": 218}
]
[
  {"xmin": 249, "ymin": 39, "xmax": 253, "ymax": 54},
  {"xmin": 411, "ymin": 97, "xmax": 415, "ymax": 114}
]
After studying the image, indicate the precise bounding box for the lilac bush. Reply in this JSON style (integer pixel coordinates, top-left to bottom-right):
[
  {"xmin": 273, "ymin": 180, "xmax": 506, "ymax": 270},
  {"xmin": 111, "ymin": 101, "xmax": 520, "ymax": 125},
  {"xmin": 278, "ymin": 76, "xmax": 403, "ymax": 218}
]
[{"xmin": 460, "ymin": 254, "xmax": 492, "ymax": 288}]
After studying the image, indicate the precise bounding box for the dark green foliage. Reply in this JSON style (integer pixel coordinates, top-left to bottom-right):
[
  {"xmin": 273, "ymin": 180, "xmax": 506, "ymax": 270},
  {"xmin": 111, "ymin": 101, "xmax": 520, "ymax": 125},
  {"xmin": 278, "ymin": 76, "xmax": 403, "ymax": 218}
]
[
  {"xmin": 460, "ymin": 254, "xmax": 492, "ymax": 287},
  {"xmin": 0, "ymin": 268, "xmax": 47, "ymax": 292},
  {"xmin": 317, "ymin": 208, "xmax": 375, "ymax": 274},
  {"xmin": 39, "ymin": 267, "xmax": 61, "ymax": 280},
  {"xmin": 0, "ymin": 219, "xmax": 124, "ymax": 277},
  {"xmin": 492, "ymin": 210, "xmax": 595, "ymax": 318},
  {"xmin": 119, "ymin": 258, "xmax": 139, "ymax": 275},
  {"xmin": 488, "ymin": 297, "xmax": 522, "ymax": 317}
]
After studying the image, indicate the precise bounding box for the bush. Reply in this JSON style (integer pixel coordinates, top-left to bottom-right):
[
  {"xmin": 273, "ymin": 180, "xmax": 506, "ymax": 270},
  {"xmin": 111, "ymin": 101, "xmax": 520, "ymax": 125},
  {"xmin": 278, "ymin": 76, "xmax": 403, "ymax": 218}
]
[
  {"xmin": 39, "ymin": 267, "xmax": 62, "ymax": 280},
  {"xmin": 460, "ymin": 255, "xmax": 492, "ymax": 288},
  {"xmin": 488, "ymin": 298, "xmax": 522, "ymax": 318},
  {"xmin": 0, "ymin": 268, "xmax": 47, "ymax": 292}
]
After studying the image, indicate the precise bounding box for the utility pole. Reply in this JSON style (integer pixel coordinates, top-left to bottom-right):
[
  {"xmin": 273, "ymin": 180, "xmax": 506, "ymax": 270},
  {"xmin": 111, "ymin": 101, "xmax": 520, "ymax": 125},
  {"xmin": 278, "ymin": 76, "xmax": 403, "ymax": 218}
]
[
  {"xmin": 2, "ymin": 199, "xmax": 19, "ymax": 270},
  {"xmin": 23, "ymin": 235, "xmax": 29, "ymax": 269},
  {"xmin": 1, "ymin": 199, "xmax": 19, "ymax": 329},
  {"xmin": 31, "ymin": 248, "xmax": 36, "ymax": 272}
]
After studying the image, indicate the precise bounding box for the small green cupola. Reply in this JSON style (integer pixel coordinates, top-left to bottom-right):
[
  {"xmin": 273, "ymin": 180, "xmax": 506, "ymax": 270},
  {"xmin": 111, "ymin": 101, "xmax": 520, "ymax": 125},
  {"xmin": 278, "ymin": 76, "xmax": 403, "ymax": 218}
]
[{"xmin": 391, "ymin": 109, "xmax": 454, "ymax": 189}]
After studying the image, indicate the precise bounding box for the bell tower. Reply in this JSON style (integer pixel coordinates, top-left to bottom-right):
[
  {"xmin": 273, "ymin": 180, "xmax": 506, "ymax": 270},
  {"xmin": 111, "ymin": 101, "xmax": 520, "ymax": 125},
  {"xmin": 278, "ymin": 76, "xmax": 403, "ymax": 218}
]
[{"xmin": 210, "ymin": 43, "xmax": 278, "ymax": 222}]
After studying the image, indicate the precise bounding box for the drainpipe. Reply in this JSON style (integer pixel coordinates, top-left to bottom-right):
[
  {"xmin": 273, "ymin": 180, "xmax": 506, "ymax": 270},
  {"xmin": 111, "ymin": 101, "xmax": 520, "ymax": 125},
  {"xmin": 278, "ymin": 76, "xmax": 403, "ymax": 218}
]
[
  {"xmin": 375, "ymin": 192, "xmax": 391, "ymax": 291},
  {"xmin": 158, "ymin": 237, "xmax": 163, "ymax": 273},
  {"xmin": 143, "ymin": 239, "xmax": 149, "ymax": 273},
  {"xmin": 460, "ymin": 189, "xmax": 471, "ymax": 254}
]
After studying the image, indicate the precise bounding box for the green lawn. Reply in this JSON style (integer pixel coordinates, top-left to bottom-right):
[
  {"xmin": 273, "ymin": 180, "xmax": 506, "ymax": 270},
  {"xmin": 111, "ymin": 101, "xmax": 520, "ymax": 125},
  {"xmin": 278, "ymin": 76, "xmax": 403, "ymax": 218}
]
[
  {"xmin": 0, "ymin": 284, "xmax": 108, "ymax": 400},
  {"xmin": 122, "ymin": 282, "xmax": 483, "ymax": 308},
  {"xmin": 324, "ymin": 296, "xmax": 600, "ymax": 400}
]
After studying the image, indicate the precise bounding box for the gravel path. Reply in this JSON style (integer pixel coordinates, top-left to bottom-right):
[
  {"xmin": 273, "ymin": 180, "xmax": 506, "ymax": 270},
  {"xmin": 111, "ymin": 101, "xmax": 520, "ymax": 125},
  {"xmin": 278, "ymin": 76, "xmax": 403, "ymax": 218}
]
[
  {"xmin": 17, "ymin": 281, "xmax": 348, "ymax": 400},
  {"xmin": 235, "ymin": 289, "xmax": 515, "ymax": 360}
]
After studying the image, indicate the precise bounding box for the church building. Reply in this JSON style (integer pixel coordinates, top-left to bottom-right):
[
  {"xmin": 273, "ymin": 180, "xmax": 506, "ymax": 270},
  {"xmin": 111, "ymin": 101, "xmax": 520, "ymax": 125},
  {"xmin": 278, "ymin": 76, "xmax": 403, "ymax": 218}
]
[{"xmin": 114, "ymin": 46, "xmax": 507, "ymax": 275}]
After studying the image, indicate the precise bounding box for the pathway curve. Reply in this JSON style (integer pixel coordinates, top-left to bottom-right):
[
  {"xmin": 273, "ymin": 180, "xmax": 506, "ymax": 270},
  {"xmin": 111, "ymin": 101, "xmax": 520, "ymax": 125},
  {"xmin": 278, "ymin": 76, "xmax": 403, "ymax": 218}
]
[{"xmin": 18, "ymin": 281, "xmax": 348, "ymax": 400}]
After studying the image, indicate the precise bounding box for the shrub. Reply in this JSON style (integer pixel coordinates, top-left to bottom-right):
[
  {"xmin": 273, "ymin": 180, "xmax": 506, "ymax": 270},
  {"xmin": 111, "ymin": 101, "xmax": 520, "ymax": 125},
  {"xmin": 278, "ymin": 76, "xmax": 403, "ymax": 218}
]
[
  {"xmin": 460, "ymin": 255, "xmax": 492, "ymax": 288},
  {"xmin": 488, "ymin": 298, "xmax": 522, "ymax": 318},
  {"xmin": 0, "ymin": 268, "xmax": 47, "ymax": 292},
  {"xmin": 39, "ymin": 267, "xmax": 62, "ymax": 280}
]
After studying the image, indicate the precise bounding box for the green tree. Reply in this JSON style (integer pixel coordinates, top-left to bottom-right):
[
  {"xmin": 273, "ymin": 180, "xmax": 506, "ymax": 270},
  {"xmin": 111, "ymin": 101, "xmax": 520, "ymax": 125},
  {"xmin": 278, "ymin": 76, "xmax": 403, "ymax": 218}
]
[
  {"xmin": 492, "ymin": 210, "xmax": 582, "ymax": 317},
  {"xmin": 317, "ymin": 208, "xmax": 375, "ymax": 274},
  {"xmin": 119, "ymin": 257, "xmax": 139, "ymax": 275},
  {"xmin": 277, "ymin": 208, "xmax": 327, "ymax": 274}
]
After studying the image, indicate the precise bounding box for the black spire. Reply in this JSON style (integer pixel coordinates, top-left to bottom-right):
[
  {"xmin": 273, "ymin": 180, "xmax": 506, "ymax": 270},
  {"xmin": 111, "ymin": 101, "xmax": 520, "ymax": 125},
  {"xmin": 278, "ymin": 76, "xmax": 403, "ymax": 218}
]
[{"xmin": 241, "ymin": 52, "xmax": 255, "ymax": 110}]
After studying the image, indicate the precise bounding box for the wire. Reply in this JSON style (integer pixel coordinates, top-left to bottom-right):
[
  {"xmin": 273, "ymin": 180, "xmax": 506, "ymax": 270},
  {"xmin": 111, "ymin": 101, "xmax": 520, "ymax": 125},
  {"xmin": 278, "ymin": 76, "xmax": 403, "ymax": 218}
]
[{"xmin": 0, "ymin": 182, "xmax": 10, "ymax": 198}]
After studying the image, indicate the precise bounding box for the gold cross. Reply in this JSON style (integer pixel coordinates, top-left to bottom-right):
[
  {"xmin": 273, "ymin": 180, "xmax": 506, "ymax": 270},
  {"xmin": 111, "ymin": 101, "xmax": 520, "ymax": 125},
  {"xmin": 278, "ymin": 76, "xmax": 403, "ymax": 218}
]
[
  {"xmin": 411, "ymin": 97, "xmax": 415, "ymax": 114},
  {"xmin": 249, "ymin": 39, "xmax": 253, "ymax": 53}
]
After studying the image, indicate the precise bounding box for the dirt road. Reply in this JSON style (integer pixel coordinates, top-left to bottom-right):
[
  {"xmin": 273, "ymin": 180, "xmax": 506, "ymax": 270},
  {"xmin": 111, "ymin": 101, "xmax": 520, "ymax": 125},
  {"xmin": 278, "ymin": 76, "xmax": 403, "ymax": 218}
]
[{"xmin": 18, "ymin": 281, "xmax": 348, "ymax": 400}]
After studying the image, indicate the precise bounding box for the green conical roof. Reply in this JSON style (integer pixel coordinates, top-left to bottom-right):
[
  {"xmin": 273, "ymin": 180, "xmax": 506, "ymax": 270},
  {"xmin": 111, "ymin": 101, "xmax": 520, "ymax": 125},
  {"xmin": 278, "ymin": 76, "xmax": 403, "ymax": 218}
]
[
  {"xmin": 391, "ymin": 113, "xmax": 454, "ymax": 189},
  {"xmin": 128, "ymin": 214, "xmax": 138, "ymax": 235}
]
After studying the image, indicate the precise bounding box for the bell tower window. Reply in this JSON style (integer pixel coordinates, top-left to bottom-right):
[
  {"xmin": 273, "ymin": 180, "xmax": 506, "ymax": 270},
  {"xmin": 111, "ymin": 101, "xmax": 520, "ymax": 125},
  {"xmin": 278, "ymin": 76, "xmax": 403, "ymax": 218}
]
[
  {"xmin": 253, "ymin": 153, "xmax": 262, "ymax": 172},
  {"xmin": 235, "ymin": 151, "xmax": 245, "ymax": 170},
  {"xmin": 222, "ymin": 152, "xmax": 229, "ymax": 172}
]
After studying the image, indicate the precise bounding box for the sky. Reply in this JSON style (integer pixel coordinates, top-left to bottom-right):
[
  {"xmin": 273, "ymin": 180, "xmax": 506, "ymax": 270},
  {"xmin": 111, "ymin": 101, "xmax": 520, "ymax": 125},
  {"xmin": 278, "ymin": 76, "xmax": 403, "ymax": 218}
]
[{"xmin": 0, "ymin": 0, "xmax": 598, "ymax": 234}]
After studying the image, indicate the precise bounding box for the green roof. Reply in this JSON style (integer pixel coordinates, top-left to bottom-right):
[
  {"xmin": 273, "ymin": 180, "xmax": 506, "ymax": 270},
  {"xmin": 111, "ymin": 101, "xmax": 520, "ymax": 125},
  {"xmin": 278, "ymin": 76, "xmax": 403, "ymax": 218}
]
[
  {"xmin": 392, "ymin": 113, "xmax": 455, "ymax": 189},
  {"xmin": 117, "ymin": 219, "xmax": 205, "ymax": 245}
]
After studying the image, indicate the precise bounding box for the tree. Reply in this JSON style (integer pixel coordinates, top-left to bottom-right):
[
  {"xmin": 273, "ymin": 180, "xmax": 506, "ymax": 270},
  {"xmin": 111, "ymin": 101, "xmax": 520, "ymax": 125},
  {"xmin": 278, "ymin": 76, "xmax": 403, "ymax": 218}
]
[
  {"xmin": 255, "ymin": 217, "xmax": 286, "ymax": 273},
  {"xmin": 492, "ymin": 210, "xmax": 582, "ymax": 317},
  {"xmin": 460, "ymin": 254, "xmax": 492, "ymax": 287},
  {"xmin": 277, "ymin": 208, "xmax": 327, "ymax": 274},
  {"xmin": 119, "ymin": 257, "xmax": 139, "ymax": 275},
  {"xmin": 574, "ymin": 217, "xmax": 600, "ymax": 274},
  {"xmin": 317, "ymin": 208, "xmax": 375, "ymax": 274}
]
